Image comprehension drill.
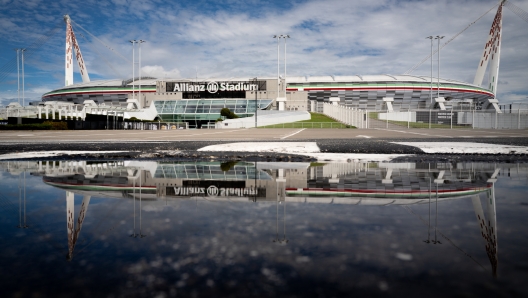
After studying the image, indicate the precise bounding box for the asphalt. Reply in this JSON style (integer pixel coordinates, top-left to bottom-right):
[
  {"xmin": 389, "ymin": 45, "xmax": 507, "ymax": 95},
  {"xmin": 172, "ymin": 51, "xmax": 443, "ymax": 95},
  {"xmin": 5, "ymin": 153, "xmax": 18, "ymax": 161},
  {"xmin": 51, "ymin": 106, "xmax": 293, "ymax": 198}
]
[{"xmin": 1, "ymin": 129, "xmax": 527, "ymax": 162}]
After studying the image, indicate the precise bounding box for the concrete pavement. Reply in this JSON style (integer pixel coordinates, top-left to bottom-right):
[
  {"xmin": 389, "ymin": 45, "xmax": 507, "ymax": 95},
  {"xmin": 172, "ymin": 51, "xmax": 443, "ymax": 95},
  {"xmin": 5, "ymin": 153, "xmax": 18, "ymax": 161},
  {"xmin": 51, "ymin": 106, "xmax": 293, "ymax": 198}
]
[{"xmin": 1, "ymin": 128, "xmax": 527, "ymax": 142}]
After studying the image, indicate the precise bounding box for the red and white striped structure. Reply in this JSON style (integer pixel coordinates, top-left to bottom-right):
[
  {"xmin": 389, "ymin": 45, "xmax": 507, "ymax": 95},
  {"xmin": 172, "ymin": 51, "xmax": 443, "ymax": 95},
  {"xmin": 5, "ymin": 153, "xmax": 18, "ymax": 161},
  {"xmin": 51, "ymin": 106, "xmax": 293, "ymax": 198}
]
[
  {"xmin": 474, "ymin": 0, "xmax": 505, "ymax": 95},
  {"xmin": 64, "ymin": 14, "xmax": 90, "ymax": 86}
]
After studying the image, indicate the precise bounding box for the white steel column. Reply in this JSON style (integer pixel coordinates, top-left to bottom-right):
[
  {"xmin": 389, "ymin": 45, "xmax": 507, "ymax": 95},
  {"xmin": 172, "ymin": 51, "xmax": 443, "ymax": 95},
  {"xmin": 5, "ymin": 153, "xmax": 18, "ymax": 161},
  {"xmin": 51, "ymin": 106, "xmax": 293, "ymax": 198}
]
[
  {"xmin": 435, "ymin": 36, "xmax": 444, "ymax": 101},
  {"xmin": 426, "ymin": 36, "xmax": 433, "ymax": 106},
  {"xmin": 138, "ymin": 40, "xmax": 145, "ymax": 107},
  {"xmin": 21, "ymin": 49, "xmax": 25, "ymax": 106},
  {"xmin": 16, "ymin": 49, "xmax": 20, "ymax": 105},
  {"xmin": 130, "ymin": 40, "xmax": 137, "ymax": 100},
  {"xmin": 283, "ymin": 35, "xmax": 290, "ymax": 98},
  {"xmin": 273, "ymin": 35, "xmax": 280, "ymax": 103}
]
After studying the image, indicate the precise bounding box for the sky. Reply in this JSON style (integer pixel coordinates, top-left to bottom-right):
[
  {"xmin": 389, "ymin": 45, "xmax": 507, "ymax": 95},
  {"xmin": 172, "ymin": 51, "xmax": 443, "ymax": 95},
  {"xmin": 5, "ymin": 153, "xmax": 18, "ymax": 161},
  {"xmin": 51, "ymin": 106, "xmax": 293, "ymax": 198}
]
[{"xmin": 0, "ymin": 0, "xmax": 527, "ymax": 106}]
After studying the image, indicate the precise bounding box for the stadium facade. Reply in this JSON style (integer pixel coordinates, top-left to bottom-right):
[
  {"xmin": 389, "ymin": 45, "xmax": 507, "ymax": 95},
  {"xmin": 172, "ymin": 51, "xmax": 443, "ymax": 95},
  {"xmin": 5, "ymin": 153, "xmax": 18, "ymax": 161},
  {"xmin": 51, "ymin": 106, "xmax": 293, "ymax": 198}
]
[{"xmin": 39, "ymin": 2, "xmax": 505, "ymax": 127}]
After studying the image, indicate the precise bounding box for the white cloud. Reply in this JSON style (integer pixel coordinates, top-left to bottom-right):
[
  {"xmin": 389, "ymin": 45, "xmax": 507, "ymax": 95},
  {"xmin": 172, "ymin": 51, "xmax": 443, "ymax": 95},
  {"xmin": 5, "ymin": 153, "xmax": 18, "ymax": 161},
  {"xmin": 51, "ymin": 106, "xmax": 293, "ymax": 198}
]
[
  {"xmin": 141, "ymin": 65, "xmax": 181, "ymax": 79},
  {"xmin": 1, "ymin": 0, "xmax": 527, "ymax": 104}
]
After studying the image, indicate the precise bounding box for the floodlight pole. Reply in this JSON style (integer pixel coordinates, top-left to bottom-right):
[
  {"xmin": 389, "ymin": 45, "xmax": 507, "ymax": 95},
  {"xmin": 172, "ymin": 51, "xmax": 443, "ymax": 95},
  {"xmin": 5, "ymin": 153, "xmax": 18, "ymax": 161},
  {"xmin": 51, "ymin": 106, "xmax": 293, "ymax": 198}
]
[
  {"xmin": 138, "ymin": 40, "xmax": 145, "ymax": 107},
  {"xmin": 254, "ymin": 77, "xmax": 258, "ymax": 128},
  {"xmin": 283, "ymin": 35, "xmax": 290, "ymax": 98},
  {"xmin": 435, "ymin": 36, "xmax": 444, "ymax": 101},
  {"xmin": 426, "ymin": 36, "xmax": 433, "ymax": 106},
  {"xmin": 273, "ymin": 35, "xmax": 280, "ymax": 107},
  {"xmin": 15, "ymin": 49, "xmax": 20, "ymax": 105},
  {"xmin": 129, "ymin": 40, "xmax": 137, "ymax": 99},
  {"xmin": 21, "ymin": 49, "xmax": 25, "ymax": 106}
]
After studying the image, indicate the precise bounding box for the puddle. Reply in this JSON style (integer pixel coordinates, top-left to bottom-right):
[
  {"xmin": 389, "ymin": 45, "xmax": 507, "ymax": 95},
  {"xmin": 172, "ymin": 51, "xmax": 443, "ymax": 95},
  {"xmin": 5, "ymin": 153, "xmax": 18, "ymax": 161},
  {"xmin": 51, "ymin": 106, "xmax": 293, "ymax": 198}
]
[{"xmin": 1, "ymin": 160, "xmax": 527, "ymax": 297}]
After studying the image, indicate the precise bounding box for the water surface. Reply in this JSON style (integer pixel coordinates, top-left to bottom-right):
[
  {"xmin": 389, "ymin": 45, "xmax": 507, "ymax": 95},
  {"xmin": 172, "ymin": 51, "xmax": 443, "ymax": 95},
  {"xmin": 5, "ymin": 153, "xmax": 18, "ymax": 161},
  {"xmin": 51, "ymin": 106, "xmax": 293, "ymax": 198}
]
[{"xmin": 1, "ymin": 160, "xmax": 527, "ymax": 297}]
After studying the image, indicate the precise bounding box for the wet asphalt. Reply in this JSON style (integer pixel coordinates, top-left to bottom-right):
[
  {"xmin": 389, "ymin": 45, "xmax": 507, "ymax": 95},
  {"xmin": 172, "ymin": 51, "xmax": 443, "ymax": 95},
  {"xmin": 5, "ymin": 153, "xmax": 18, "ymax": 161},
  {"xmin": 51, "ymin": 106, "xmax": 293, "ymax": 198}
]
[{"xmin": 1, "ymin": 137, "xmax": 528, "ymax": 162}]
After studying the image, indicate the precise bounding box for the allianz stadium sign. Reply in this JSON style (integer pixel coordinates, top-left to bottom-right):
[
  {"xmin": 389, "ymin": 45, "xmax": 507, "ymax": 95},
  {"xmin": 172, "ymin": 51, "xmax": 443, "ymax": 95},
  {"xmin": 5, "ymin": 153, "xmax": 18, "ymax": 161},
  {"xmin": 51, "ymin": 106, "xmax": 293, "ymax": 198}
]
[
  {"xmin": 173, "ymin": 185, "xmax": 263, "ymax": 197},
  {"xmin": 170, "ymin": 81, "xmax": 258, "ymax": 94}
]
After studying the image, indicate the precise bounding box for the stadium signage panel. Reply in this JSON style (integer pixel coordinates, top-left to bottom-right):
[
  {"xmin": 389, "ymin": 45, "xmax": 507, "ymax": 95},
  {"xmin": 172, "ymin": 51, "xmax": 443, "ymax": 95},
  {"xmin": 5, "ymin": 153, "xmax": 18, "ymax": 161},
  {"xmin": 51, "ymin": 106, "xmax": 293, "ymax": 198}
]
[
  {"xmin": 173, "ymin": 185, "xmax": 260, "ymax": 197},
  {"xmin": 170, "ymin": 81, "xmax": 258, "ymax": 94}
]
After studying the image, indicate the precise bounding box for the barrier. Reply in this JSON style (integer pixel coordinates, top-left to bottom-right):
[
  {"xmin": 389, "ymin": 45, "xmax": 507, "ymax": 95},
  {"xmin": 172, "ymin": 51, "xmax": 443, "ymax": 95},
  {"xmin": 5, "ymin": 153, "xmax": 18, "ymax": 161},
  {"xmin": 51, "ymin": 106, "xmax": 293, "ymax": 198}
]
[{"xmin": 322, "ymin": 103, "xmax": 528, "ymax": 129}]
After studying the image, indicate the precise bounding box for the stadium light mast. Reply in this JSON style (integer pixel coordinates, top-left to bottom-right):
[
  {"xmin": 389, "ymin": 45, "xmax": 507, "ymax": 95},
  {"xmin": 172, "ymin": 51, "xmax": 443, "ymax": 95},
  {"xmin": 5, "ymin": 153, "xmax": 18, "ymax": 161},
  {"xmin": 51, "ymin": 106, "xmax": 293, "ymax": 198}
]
[
  {"xmin": 435, "ymin": 36, "xmax": 444, "ymax": 101},
  {"xmin": 273, "ymin": 35, "xmax": 281, "ymax": 106},
  {"xmin": 129, "ymin": 40, "xmax": 137, "ymax": 100},
  {"xmin": 138, "ymin": 40, "xmax": 145, "ymax": 106},
  {"xmin": 254, "ymin": 77, "xmax": 258, "ymax": 128},
  {"xmin": 426, "ymin": 36, "xmax": 433, "ymax": 106},
  {"xmin": 15, "ymin": 49, "xmax": 20, "ymax": 105},
  {"xmin": 21, "ymin": 48, "xmax": 25, "ymax": 107},
  {"xmin": 283, "ymin": 35, "xmax": 290, "ymax": 98}
]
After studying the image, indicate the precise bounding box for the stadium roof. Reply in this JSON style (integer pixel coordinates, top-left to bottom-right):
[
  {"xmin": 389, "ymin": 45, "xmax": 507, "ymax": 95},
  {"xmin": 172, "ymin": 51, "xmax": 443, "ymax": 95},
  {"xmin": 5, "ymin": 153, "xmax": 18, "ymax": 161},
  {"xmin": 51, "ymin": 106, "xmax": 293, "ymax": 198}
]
[{"xmin": 49, "ymin": 74, "xmax": 482, "ymax": 92}]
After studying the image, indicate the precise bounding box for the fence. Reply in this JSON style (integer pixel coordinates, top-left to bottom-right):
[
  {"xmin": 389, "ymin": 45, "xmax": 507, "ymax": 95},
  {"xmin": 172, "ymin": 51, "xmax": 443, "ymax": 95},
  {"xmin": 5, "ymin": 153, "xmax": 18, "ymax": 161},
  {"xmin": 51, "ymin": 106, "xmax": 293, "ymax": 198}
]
[
  {"xmin": 259, "ymin": 122, "xmax": 352, "ymax": 128},
  {"xmin": 119, "ymin": 121, "xmax": 188, "ymax": 130},
  {"xmin": 322, "ymin": 104, "xmax": 369, "ymax": 128},
  {"xmin": 322, "ymin": 103, "xmax": 528, "ymax": 129}
]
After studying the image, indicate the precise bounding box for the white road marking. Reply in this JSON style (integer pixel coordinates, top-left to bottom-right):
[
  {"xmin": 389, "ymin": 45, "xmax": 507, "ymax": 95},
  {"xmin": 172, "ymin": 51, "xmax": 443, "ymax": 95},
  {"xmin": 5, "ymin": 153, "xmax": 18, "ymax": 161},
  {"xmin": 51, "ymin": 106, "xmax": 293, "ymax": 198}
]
[
  {"xmin": 392, "ymin": 142, "xmax": 528, "ymax": 154},
  {"xmin": 198, "ymin": 141, "xmax": 320, "ymax": 153},
  {"xmin": 280, "ymin": 129, "xmax": 305, "ymax": 139},
  {"xmin": 374, "ymin": 128, "xmax": 452, "ymax": 138},
  {"xmin": 356, "ymin": 135, "xmax": 372, "ymax": 138},
  {"xmin": 0, "ymin": 150, "xmax": 130, "ymax": 160},
  {"xmin": 197, "ymin": 142, "xmax": 408, "ymax": 161}
]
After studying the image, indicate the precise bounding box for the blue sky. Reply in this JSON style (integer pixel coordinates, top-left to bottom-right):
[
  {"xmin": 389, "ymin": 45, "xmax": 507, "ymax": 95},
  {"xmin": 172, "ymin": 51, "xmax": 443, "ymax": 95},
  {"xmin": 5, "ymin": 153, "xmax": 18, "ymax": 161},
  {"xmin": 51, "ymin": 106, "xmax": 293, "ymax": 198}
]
[{"xmin": 1, "ymin": 0, "xmax": 527, "ymax": 105}]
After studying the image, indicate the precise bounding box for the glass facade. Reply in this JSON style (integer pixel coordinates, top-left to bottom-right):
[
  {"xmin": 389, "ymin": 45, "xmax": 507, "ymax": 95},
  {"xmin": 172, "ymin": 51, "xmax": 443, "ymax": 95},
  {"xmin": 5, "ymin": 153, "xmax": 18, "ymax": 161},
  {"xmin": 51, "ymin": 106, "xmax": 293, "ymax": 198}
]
[
  {"xmin": 154, "ymin": 98, "xmax": 273, "ymax": 123},
  {"xmin": 153, "ymin": 162, "xmax": 272, "ymax": 180}
]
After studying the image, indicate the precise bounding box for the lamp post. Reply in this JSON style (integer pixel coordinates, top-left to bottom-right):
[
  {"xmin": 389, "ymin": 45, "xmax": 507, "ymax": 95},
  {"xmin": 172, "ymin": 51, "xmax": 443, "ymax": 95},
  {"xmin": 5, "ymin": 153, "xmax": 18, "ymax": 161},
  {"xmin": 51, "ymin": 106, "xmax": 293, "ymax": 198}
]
[
  {"xmin": 283, "ymin": 35, "xmax": 290, "ymax": 98},
  {"xmin": 138, "ymin": 40, "xmax": 145, "ymax": 107},
  {"xmin": 15, "ymin": 49, "xmax": 20, "ymax": 105},
  {"xmin": 254, "ymin": 77, "xmax": 258, "ymax": 128},
  {"xmin": 273, "ymin": 35, "xmax": 281, "ymax": 105},
  {"xmin": 21, "ymin": 48, "xmax": 25, "ymax": 107},
  {"xmin": 433, "ymin": 181, "xmax": 441, "ymax": 244},
  {"xmin": 426, "ymin": 36, "xmax": 433, "ymax": 106},
  {"xmin": 435, "ymin": 36, "xmax": 444, "ymax": 101},
  {"xmin": 129, "ymin": 40, "xmax": 137, "ymax": 99}
]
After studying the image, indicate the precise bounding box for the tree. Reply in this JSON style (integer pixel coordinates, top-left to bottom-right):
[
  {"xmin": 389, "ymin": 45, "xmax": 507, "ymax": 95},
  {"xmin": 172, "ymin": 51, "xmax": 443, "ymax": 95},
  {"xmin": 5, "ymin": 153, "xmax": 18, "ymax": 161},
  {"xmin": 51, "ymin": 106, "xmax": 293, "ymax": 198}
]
[{"xmin": 220, "ymin": 108, "xmax": 239, "ymax": 119}]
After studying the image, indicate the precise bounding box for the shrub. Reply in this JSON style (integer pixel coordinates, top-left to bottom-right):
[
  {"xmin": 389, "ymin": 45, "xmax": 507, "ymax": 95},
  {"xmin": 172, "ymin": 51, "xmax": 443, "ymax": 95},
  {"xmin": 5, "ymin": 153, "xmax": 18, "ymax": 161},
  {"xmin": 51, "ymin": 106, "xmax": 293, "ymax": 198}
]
[
  {"xmin": 0, "ymin": 123, "xmax": 52, "ymax": 130},
  {"xmin": 43, "ymin": 121, "xmax": 68, "ymax": 130},
  {"xmin": 220, "ymin": 108, "xmax": 239, "ymax": 119},
  {"xmin": 220, "ymin": 161, "xmax": 238, "ymax": 172},
  {"xmin": 0, "ymin": 121, "xmax": 68, "ymax": 130}
]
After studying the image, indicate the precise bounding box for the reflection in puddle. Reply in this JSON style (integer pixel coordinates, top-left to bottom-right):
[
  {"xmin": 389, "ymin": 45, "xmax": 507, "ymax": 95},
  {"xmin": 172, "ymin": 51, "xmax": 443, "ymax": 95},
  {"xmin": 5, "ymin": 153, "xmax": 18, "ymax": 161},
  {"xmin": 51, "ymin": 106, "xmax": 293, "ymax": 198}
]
[{"xmin": 1, "ymin": 160, "xmax": 526, "ymax": 296}]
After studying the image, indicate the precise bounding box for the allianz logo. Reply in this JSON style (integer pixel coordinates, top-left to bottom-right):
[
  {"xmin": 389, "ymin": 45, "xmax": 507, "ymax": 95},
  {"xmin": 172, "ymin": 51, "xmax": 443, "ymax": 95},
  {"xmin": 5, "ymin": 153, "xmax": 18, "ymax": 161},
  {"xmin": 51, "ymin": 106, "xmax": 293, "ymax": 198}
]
[{"xmin": 174, "ymin": 185, "xmax": 258, "ymax": 197}]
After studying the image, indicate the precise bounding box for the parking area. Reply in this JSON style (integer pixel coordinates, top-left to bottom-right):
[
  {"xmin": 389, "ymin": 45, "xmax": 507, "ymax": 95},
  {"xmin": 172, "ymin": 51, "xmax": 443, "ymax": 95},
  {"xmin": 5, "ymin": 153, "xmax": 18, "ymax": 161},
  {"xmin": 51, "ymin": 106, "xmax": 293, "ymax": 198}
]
[{"xmin": 1, "ymin": 128, "xmax": 527, "ymax": 143}]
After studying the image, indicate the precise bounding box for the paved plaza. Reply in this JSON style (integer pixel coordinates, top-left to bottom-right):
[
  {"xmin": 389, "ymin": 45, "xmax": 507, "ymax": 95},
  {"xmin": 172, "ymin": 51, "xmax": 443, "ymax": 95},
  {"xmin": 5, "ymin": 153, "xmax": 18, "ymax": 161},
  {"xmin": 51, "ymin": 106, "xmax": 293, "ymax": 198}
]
[{"xmin": 1, "ymin": 128, "xmax": 527, "ymax": 143}]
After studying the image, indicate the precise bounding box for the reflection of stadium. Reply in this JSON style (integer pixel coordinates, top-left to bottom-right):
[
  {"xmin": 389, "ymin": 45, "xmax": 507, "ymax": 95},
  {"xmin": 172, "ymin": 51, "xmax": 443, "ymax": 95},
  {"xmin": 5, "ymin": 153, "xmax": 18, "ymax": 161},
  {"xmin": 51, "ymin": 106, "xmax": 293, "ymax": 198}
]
[
  {"xmin": 15, "ymin": 160, "xmax": 500, "ymax": 203},
  {"xmin": 3, "ymin": 160, "xmax": 514, "ymax": 275}
]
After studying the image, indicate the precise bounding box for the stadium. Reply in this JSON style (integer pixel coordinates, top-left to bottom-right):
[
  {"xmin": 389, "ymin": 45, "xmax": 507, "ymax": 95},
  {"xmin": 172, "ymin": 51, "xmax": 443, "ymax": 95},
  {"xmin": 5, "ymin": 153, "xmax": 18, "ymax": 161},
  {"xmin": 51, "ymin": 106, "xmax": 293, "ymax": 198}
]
[{"xmin": 34, "ymin": 2, "xmax": 506, "ymax": 128}]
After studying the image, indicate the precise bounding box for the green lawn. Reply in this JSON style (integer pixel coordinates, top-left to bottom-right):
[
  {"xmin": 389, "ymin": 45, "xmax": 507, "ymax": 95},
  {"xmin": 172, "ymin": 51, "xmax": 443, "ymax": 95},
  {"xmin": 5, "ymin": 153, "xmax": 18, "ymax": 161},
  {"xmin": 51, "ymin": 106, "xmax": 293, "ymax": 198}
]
[
  {"xmin": 260, "ymin": 112, "xmax": 356, "ymax": 128},
  {"xmin": 298, "ymin": 113, "xmax": 338, "ymax": 123}
]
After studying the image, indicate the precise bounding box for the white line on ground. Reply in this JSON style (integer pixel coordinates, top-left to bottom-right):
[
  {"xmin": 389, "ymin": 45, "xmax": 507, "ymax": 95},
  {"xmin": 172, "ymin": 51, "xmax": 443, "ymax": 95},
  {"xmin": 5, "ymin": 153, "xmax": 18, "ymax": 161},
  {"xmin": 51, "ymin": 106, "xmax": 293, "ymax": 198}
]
[
  {"xmin": 374, "ymin": 128, "xmax": 452, "ymax": 138},
  {"xmin": 0, "ymin": 151, "xmax": 130, "ymax": 160},
  {"xmin": 197, "ymin": 142, "xmax": 409, "ymax": 162},
  {"xmin": 356, "ymin": 135, "xmax": 372, "ymax": 138},
  {"xmin": 280, "ymin": 129, "xmax": 306, "ymax": 139},
  {"xmin": 198, "ymin": 142, "xmax": 320, "ymax": 153},
  {"xmin": 187, "ymin": 128, "xmax": 251, "ymax": 137},
  {"xmin": 392, "ymin": 142, "xmax": 528, "ymax": 154}
]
